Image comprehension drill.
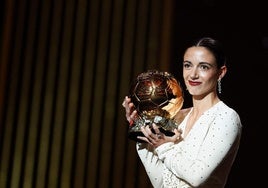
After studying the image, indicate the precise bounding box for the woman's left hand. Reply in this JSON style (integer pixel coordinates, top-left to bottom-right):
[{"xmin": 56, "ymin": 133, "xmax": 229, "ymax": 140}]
[{"xmin": 137, "ymin": 123, "xmax": 183, "ymax": 147}]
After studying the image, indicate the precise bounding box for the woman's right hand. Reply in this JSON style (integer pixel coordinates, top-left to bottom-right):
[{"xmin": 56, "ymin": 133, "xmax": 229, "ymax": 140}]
[
  {"xmin": 122, "ymin": 96, "xmax": 137, "ymax": 125},
  {"xmin": 137, "ymin": 124, "xmax": 183, "ymax": 147}
]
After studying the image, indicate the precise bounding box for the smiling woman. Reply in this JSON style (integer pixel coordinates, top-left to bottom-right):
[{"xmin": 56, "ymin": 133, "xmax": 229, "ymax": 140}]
[{"xmin": 122, "ymin": 37, "xmax": 242, "ymax": 188}]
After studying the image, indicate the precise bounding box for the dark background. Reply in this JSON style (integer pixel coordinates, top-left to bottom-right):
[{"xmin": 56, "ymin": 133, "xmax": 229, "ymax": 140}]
[{"xmin": 0, "ymin": 0, "xmax": 267, "ymax": 187}]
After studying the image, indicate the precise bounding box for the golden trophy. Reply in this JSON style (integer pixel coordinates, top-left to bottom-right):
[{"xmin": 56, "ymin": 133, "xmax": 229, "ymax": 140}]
[{"xmin": 128, "ymin": 70, "xmax": 184, "ymax": 142}]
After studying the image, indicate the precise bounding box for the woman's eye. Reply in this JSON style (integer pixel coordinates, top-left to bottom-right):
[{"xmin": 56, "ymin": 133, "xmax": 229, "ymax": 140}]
[
  {"xmin": 200, "ymin": 65, "xmax": 209, "ymax": 70},
  {"xmin": 183, "ymin": 63, "xmax": 190, "ymax": 68}
]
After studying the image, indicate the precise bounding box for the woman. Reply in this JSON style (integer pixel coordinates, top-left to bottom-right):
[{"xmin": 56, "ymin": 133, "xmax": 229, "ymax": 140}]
[{"xmin": 122, "ymin": 37, "xmax": 242, "ymax": 187}]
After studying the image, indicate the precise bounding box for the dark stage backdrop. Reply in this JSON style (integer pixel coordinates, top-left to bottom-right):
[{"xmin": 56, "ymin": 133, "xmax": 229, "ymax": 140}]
[
  {"xmin": 1, "ymin": 0, "xmax": 267, "ymax": 188},
  {"xmin": 0, "ymin": 0, "xmax": 173, "ymax": 188}
]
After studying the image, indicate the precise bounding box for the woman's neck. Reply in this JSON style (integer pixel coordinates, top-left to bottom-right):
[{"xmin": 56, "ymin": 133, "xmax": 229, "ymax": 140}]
[{"xmin": 191, "ymin": 95, "xmax": 220, "ymax": 118}]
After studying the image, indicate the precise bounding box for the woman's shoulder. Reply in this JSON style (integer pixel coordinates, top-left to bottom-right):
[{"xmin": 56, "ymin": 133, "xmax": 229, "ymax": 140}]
[
  {"xmin": 218, "ymin": 101, "xmax": 240, "ymax": 116},
  {"xmin": 217, "ymin": 101, "xmax": 242, "ymax": 127}
]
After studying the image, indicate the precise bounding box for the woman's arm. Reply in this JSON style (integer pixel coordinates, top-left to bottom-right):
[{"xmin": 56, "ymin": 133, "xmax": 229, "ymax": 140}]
[{"xmin": 155, "ymin": 109, "xmax": 242, "ymax": 187}]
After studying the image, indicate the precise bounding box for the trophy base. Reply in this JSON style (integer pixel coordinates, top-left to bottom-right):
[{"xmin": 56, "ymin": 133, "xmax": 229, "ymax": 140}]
[{"xmin": 128, "ymin": 127, "xmax": 175, "ymax": 142}]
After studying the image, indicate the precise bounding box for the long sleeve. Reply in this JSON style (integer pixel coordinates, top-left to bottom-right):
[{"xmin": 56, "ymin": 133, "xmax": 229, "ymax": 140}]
[
  {"xmin": 136, "ymin": 142, "xmax": 165, "ymax": 187},
  {"xmin": 138, "ymin": 101, "xmax": 242, "ymax": 187},
  {"xmin": 155, "ymin": 101, "xmax": 242, "ymax": 187}
]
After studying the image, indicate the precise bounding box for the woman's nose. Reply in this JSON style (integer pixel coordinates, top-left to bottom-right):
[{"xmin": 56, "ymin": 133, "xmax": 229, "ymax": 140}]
[{"xmin": 189, "ymin": 68, "xmax": 199, "ymax": 79}]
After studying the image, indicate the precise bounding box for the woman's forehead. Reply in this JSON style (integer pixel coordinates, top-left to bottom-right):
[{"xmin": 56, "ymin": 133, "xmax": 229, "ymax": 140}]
[{"xmin": 184, "ymin": 47, "xmax": 216, "ymax": 63}]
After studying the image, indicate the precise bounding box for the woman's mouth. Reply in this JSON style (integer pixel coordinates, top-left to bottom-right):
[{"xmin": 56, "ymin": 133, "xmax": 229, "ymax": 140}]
[{"xmin": 188, "ymin": 80, "xmax": 201, "ymax": 86}]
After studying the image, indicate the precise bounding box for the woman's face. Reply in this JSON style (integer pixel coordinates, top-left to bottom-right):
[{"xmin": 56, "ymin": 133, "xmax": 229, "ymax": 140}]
[{"xmin": 183, "ymin": 46, "xmax": 221, "ymax": 97}]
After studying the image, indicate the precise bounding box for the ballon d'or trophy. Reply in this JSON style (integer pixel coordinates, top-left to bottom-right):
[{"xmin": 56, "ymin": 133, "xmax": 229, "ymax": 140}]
[{"xmin": 128, "ymin": 70, "xmax": 184, "ymax": 142}]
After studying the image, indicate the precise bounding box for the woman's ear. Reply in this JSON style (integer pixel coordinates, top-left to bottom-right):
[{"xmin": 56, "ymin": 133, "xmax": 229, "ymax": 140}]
[{"xmin": 219, "ymin": 65, "xmax": 227, "ymax": 80}]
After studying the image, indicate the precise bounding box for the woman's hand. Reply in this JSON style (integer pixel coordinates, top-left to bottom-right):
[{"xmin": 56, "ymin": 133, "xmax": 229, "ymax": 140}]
[
  {"xmin": 122, "ymin": 96, "xmax": 138, "ymax": 125},
  {"xmin": 137, "ymin": 123, "xmax": 183, "ymax": 147}
]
